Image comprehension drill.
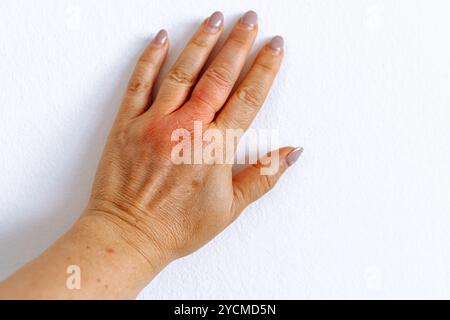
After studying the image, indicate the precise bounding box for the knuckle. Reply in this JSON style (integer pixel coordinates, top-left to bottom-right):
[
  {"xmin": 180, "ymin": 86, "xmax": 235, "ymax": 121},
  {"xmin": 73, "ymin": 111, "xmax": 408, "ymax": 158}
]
[
  {"xmin": 229, "ymin": 35, "xmax": 249, "ymax": 47},
  {"xmin": 204, "ymin": 65, "xmax": 234, "ymax": 89},
  {"xmin": 138, "ymin": 56, "xmax": 157, "ymax": 68},
  {"xmin": 254, "ymin": 60, "xmax": 277, "ymax": 75},
  {"xmin": 111, "ymin": 125, "xmax": 136, "ymax": 150},
  {"xmin": 127, "ymin": 77, "xmax": 151, "ymax": 95},
  {"xmin": 235, "ymin": 85, "xmax": 265, "ymax": 108},
  {"xmin": 189, "ymin": 96, "xmax": 216, "ymax": 119},
  {"xmin": 167, "ymin": 66, "xmax": 196, "ymax": 87},
  {"xmin": 191, "ymin": 36, "xmax": 210, "ymax": 50},
  {"xmin": 260, "ymin": 174, "xmax": 275, "ymax": 192},
  {"xmin": 217, "ymin": 115, "xmax": 239, "ymax": 130}
]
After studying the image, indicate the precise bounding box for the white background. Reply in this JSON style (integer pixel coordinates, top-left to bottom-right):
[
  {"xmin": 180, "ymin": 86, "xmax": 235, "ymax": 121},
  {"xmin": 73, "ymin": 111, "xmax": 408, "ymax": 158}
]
[{"xmin": 1, "ymin": 0, "xmax": 450, "ymax": 299}]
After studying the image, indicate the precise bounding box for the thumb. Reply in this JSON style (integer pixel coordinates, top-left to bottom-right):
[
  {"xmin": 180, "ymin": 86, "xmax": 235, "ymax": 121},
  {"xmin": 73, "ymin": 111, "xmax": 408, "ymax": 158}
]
[{"xmin": 231, "ymin": 146, "xmax": 304, "ymax": 219}]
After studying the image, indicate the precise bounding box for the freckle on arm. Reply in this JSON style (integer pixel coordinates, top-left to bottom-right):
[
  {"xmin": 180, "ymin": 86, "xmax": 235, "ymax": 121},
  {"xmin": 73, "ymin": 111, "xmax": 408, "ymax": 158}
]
[{"xmin": 191, "ymin": 180, "xmax": 200, "ymax": 188}]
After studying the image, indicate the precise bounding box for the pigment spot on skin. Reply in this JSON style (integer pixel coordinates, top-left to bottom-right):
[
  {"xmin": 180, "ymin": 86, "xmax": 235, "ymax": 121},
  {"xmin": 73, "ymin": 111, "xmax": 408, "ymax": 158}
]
[
  {"xmin": 191, "ymin": 180, "xmax": 200, "ymax": 188},
  {"xmin": 96, "ymin": 278, "xmax": 101, "ymax": 283},
  {"xmin": 106, "ymin": 247, "xmax": 115, "ymax": 254}
]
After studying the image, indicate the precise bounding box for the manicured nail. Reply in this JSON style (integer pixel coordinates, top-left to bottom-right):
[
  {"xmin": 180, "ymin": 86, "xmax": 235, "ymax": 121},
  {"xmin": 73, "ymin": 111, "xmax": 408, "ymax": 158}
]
[
  {"xmin": 286, "ymin": 147, "xmax": 304, "ymax": 167},
  {"xmin": 152, "ymin": 29, "xmax": 168, "ymax": 46},
  {"xmin": 205, "ymin": 11, "xmax": 224, "ymax": 33},
  {"xmin": 269, "ymin": 36, "xmax": 284, "ymax": 52},
  {"xmin": 241, "ymin": 10, "xmax": 258, "ymax": 29}
]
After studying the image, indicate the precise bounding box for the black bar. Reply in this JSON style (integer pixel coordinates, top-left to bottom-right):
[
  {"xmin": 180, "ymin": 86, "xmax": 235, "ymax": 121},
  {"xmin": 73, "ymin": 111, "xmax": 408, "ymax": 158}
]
[{"xmin": 0, "ymin": 300, "xmax": 444, "ymax": 318}]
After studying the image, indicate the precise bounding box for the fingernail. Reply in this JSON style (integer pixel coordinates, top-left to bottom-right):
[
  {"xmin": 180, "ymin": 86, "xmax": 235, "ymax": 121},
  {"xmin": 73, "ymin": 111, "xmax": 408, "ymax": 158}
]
[
  {"xmin": 286, "ymin": 147, "xmax": 304, "ymax": 167},
  {"xmin": 152, "ymin": 29, "xmax": 168, "ymax": 46},
  {"xmin": 241, "ymin": 10, "xmax": 258, "ymax": 29},
  {"xmin": 205, "ymin": 11, "xmax": 224, "ymax": 33},
  {"xmin": 269, "ymin": 36, "xmax": 284, "ymax": 52}
]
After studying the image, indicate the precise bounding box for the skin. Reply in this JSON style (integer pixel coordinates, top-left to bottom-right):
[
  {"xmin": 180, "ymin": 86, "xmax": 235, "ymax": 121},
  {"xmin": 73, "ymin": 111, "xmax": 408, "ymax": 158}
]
[{"xmin": 0, "ymin": 11, "xmax": 301, "ymax": 300}]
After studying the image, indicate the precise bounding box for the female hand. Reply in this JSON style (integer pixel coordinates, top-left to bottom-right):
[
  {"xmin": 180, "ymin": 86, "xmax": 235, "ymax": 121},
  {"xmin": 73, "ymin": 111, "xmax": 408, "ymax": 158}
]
[{"xmin": 0, "ymin": 11, "xmax": 303, "ymax": 299}]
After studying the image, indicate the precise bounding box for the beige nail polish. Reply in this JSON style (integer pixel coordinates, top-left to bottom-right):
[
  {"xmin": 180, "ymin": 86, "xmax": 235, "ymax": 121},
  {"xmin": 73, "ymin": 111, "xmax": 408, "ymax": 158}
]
[
  {"xmin": 269, "ymin": 36, "xmax": 284, "ymax": 52},
  {"xmin": 240, "ymin": 11, "xmax": 258, "ymax": 29},
  {"xmin": 152, "ymin": 29, "xmax": 168, "ymax": 46},
  {"xmin": 286, "ymin": 147, "xmax": 304, "ymax": 167},
  {"xmin": 205, "ymin": 11, "xmax": 224, "ymax": 33}
]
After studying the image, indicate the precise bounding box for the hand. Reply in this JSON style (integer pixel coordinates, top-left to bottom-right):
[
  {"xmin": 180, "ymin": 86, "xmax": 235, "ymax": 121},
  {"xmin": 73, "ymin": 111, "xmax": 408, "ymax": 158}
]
[
  {"xmin": 86, "ymin": 10, "xmax": 301, "ymax": 265},
  {"xmin": 0, "ymin": 11, "xmax": 303, "ymax": 299}
]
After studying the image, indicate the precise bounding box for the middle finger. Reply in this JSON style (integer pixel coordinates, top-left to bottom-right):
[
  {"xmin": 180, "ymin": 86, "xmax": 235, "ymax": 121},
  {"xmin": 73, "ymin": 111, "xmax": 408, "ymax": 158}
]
[{"xmin": 180, "ymin": 11, "xmax": 259, "ymax": 122}]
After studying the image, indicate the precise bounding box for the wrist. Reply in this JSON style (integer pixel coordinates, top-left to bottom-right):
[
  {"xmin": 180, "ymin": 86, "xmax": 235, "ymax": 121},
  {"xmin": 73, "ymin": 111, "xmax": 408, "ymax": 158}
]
[
  {"xmin": 66, "ymin": 213, "xmax": 171, "ymax": 299},
  {"xmin": 78, "ymin": 210, "xmax": 172, "ymax": 292}
]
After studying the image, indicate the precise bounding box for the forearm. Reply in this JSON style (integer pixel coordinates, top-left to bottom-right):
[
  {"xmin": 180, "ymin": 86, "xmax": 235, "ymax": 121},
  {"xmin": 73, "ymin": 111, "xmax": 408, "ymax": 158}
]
[{"xmin": 0, "ymin": 214, "xmax": 166, "ymax": 300}]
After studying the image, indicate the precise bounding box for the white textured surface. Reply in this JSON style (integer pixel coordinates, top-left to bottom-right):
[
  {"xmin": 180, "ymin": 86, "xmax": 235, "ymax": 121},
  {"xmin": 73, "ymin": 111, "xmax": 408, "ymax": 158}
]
[{"xmin": 1, "ymin": 0, "xmax": 450, "ymax": 299}]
